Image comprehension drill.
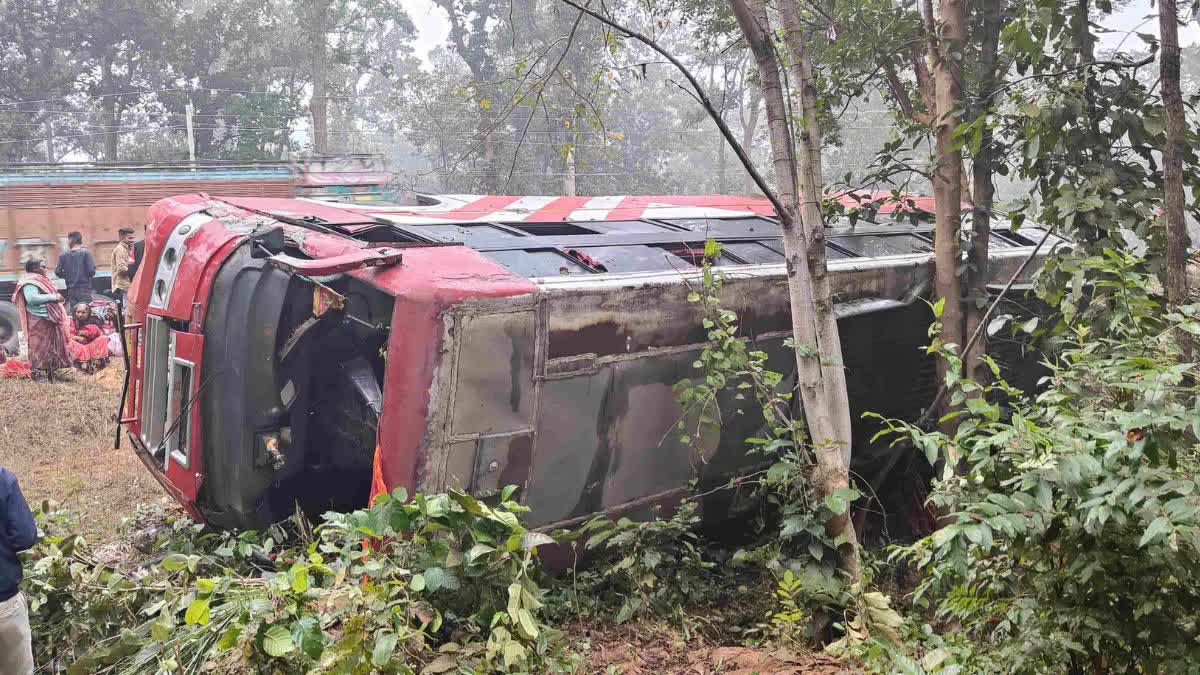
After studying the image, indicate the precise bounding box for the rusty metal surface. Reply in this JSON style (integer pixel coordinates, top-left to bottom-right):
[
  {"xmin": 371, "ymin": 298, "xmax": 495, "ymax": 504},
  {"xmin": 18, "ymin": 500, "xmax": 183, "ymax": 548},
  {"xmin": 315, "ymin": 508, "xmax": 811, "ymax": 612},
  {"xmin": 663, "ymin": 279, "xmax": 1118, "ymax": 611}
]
[
  {"xmin": 449, "ymin": 310, "xmax": 537, "ymax": 436},
  {"xmin": 420, "ymin": 245, "xmax": 1046, "ymax": 529}
]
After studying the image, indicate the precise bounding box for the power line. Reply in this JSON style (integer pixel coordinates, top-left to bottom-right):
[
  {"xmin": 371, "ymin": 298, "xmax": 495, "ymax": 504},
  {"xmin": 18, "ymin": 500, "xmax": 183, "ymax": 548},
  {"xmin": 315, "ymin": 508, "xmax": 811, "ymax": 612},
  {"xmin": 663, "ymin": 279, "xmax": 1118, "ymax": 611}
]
[
  {"xmin": 0, "ymin": 125, "xmax": 187, "ymax": 145},
  {"xmin": 0, "ymin": 86, "xmax": 320, "ymax": 109}
]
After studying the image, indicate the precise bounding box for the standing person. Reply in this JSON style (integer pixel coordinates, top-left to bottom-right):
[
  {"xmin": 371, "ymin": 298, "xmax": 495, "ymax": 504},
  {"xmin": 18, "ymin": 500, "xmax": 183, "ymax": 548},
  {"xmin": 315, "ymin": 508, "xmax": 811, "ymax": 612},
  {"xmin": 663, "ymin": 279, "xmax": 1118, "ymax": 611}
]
[
  {"xmin": 11, "ymin": 259, "xmax": 70, "ymax": 382},
  {"xmin": 110, "ymin": 228, "xmax": 135, "ymax": 307},
  {"xmin": 54, "ymin": 231, "xmax": 95, "ymax": 308},
  {"xmin": 0, "ymin": 467, "xmax": 37, "ymax": 674},
  {"xmin": 127, "ymin": 238, "xmax": 144, "ymax": 282}
]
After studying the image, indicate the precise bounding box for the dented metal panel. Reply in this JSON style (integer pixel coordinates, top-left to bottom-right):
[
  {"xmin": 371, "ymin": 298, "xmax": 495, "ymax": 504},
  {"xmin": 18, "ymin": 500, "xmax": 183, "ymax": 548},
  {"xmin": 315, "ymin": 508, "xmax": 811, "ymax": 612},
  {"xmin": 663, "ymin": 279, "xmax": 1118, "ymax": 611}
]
[{"xmin": 450, "ymin": 310, "xmax": 537, "ymax": 436}]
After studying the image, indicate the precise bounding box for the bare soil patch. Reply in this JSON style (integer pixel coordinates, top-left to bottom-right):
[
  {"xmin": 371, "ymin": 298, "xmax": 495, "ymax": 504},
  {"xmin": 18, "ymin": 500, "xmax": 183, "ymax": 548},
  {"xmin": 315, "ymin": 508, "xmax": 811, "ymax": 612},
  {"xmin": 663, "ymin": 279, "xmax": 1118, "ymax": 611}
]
[
  {"xmin": 0, "ymin": 365, "xmax": 158, "ymax": 540},
  {"xmin": 570, "ymin": 620, "xmax": 853, "ymax": 674}
]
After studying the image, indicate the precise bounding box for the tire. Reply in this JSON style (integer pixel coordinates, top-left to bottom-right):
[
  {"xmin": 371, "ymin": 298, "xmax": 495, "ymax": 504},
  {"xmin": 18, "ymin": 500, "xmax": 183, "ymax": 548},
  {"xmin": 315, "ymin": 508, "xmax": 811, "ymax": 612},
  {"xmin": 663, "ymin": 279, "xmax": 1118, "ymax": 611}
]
[{"xmin": 0, "ymin": 300, "xmax": 19, "ymax": 355}]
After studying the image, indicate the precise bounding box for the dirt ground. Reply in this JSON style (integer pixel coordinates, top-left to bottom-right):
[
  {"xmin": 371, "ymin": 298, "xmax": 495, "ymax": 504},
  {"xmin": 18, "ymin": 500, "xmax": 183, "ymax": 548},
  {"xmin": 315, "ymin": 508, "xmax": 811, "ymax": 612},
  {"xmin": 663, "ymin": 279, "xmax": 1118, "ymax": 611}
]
[
  {"xmin": 571, "ymin": 620, "xmax": 853, "ymax": 674},
  {"xmin": 0, "ymin": 364, "xmax": 159, "ymax": 540}
]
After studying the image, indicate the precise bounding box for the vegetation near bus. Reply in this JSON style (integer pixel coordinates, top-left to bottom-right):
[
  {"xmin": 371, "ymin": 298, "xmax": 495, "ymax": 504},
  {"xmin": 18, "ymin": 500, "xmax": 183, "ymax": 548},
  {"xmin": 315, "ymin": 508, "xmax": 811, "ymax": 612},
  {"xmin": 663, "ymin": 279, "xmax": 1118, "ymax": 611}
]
[
  {"xmin": 19, "ymin": 242, "xmax": 1200, "ymax": 673},
  {"xmin": 4, "ymin": 0, "xmax": 1200, "ymax": 672}
]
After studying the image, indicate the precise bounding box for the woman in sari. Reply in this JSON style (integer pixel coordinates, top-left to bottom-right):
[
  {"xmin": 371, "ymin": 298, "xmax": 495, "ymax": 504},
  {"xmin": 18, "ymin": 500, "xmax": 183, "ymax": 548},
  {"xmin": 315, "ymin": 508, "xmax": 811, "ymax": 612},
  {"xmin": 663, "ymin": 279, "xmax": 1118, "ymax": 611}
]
[
  {"xmin": 11, "ymin": 258, "xmax": 70, "ymax": 381},
  {"xmin": 66, "ymin": 302, "xmax": 110, "ymax": 372}
]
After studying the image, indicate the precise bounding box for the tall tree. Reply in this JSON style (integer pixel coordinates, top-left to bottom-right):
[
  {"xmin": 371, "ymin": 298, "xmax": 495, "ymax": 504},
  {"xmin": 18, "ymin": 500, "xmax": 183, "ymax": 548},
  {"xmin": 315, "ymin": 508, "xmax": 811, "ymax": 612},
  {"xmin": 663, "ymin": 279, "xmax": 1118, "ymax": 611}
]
[
  {"xmin": 1159, "ymin": 0, "xmax": 1190, "ymax": 314},
  {"xmin": 963, "ymin": 0, "xmax": 1004, "ymax": 381},
  {"xmin": 552, "ymin": 0, "xmax": 861, "ymax": 580},
  {"xmin": 72, "ymin": 0, "xmax": 169, "ymax": 161},
  {"xmin": 300, "ymin": 0, "xmax": 332, "ymax": 154},
  {"xmin": 728, "ymin": 0, "xmax": 860, "ymax": 580},
  {"xmin": 432, "ymin": 0, "xmax": 505, "ymax": 187},
  {"xmin": 929, "ymin": 0, "xmax": 968, "ymax": 420}
]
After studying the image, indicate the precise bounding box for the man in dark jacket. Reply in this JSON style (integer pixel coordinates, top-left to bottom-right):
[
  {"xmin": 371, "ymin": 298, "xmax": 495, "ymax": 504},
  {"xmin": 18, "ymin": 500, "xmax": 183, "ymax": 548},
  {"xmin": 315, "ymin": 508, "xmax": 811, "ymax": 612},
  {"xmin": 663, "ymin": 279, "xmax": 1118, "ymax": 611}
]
[
  {"xmin": 0, "ymin": 467, "xmax": 36, "ymax": 674},
  {"xmin": 54, "ymin": 231, "xmax": 96, "ymax": 308},
  {"xmin": 127, "ymin": 238, "xmax": 145, "ymax": 281}
]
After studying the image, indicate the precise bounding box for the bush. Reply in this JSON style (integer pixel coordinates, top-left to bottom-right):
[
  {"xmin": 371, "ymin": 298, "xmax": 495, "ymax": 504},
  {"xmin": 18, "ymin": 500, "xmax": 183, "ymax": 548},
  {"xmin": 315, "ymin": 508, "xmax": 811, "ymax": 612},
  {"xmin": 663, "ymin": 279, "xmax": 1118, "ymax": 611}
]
[
  {"xmin": 873, "ymin": 250, "xmax": 1200, "ymax": 672},
  {"xmin": 25, "ymin": 487, "xmax": 574, "ymax": 673}
]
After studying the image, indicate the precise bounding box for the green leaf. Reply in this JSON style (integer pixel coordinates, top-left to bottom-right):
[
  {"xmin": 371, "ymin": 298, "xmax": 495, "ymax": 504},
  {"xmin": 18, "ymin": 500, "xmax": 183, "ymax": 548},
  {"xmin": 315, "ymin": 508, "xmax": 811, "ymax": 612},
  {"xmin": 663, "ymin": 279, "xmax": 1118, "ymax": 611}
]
[
  {"xmin": 1139, "ymin": 516, "xmax": 1172, "ymax": 548},
  {"xmin": 520, "ymin": 532, "xmax": 555, "ymax": 551},
  {"xmin": 217, "ymin": 625, "xmax": 242, "ymax": 650},
  {"xmin": 824, "ymin": 493, "xmax": 851, "ymax": 515},
  {"xmin": 410, "ymin": 573, "xmax": 426, "ymax": 592},
  {"xmin": 195, "ymin": 578, "xmax": 215, "ymax": 595},
  {"xmin": 585, "ymin": 529, "xmax": 615, "ymax": 549},
  {"xmin": 465, "ymin": 543, "xmax": 496, "ymax": 564},
  {"xmin": 291, "ymin": 617, "xmax": 324, "ymax": 660},
  {"xmin": 290, "ymin": 565, "xmax": 309, "ymax": 593},
  {"xmin": 516, "ymin": 608, "xmax": 540, "ymax": 640},
  {"xmin": 502, "ymin": 640, "xmax": 527, "ymax": 668},
  {"xmin": 151, "ymin": 621, "xmax": 170, "ymax": 642},
  {"xmin": 808, "ymin": 540, "xmax": 824, "ymax": 561},
  {"xmin": 372, "ymin": 632, "xmax": 398, "ymax": 667},
  {"xmin": 508, "ymin": 582, "xmax": 522, "ymax": 618},
  {"xmin": 262, "ymin": 625, "xmax": 295, "ymax": 657},
  {"xmin": 184, "ymin": 598, "xmax": 210, "ymax": 626},
  {"xmin": 423, "ymin": 567, "xmax": 458, "ymax": 592}
]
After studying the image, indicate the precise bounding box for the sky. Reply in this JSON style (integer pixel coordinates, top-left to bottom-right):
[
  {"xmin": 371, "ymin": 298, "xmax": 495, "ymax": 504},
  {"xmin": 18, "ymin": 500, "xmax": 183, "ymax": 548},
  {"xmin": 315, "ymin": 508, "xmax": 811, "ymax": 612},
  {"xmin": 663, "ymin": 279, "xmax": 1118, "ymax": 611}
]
[
  {"xmin": 1101, "ymin": 0, "xmax": 1200, "ymax": 49},
  {"xmin": 404, "ymin": 0, "xmax": 1200, "ymax": 65},
  {"xmin": 408, "ymin": 0, "xmax": 451, "ymax": 64}
]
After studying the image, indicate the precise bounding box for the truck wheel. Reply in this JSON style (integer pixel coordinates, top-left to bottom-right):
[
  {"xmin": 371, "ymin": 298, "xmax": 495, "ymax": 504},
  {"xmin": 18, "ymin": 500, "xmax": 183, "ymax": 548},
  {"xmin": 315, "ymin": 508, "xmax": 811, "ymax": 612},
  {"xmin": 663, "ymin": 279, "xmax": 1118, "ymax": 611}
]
[{"xmin": 0, "ymin": 301, "xmax": 19, "ymax": 355}]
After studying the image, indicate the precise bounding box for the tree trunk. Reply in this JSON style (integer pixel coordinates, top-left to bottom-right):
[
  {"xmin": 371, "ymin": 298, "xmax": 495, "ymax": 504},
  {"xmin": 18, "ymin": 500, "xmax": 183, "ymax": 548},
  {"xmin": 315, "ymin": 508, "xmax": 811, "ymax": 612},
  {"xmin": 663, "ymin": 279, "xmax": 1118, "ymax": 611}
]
[
  {"xmin": 309, "ymin": 0, "xmax": 331, "ymax": 155},
  {"xmin": 730, "ymin": 0, "xmax": 860, "ymax": 582},
  {"xmin": 778, "ymin": 0, "xmax": 852, "ymax": 458},
  {"xmin": 100, "ymin": 57, "xmax": 119, "ymax": 162},
  {"xmin": 1160, "ymin": 0, "xmax": 1190, "ymax": 319},
  {"xmin": 564, "ymin": 146, "xmax": 577, "ymax": 196},
  {"xmin": 43, "ymin": 120, "xmax": 55, "ymax": 163},
  {"xmin": 102, "ymin": 97, "xmax": 119, "ymax": 162},
  {"xmin": 964, "ymin": 0, "xmax": 1003, "ymax": 382},
  {"xmin": 931, "ymin": 0, "xmax": 967, "ymax": 423}
]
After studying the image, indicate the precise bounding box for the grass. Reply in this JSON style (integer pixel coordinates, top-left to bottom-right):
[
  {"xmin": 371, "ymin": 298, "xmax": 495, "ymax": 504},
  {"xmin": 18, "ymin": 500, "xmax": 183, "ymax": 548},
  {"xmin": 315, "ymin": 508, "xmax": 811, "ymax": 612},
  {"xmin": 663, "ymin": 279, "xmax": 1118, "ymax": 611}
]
[{"xmin": 0, "ymin": 365, "xmax": 158, "ymax": 541}]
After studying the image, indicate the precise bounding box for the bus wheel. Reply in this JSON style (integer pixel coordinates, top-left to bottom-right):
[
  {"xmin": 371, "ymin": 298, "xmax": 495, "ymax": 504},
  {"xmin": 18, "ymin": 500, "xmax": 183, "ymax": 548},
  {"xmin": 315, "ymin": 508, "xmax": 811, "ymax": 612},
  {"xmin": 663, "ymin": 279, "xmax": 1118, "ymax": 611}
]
[{"xmin": 0, "ymin": 301, "xmax": 19, "ymax": 355}]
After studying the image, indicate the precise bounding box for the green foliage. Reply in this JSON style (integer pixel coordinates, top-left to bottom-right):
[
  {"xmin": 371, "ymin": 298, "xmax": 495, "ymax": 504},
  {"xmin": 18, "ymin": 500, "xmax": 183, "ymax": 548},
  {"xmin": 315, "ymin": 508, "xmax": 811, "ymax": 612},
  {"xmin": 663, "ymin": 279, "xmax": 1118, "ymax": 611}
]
[
  {"xmin": 870, "ymin": 252, "xmax": 1200, "ymax": 672},
  {"xmin": 674, "ymin": 243, "xmax": 853, "ymax": 565},
  {"xmin": 25, "ymin": 488, "xmax": 574, "ymax": 674},
  {"xmin": 668, "ymin": 244, "xmax": 908, "ymax": 651},
  {"xmin": 559, "ymin": 503, "xmax": 716, "ymax": 624}
]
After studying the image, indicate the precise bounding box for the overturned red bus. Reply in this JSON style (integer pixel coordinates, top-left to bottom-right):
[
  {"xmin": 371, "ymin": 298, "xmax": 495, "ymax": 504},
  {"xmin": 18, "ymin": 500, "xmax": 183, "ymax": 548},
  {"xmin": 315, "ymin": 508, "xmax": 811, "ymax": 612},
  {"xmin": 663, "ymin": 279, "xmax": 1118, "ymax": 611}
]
[{"xmin": 120, "ymin": 192, "xmax": 1053, "ymax": 533}]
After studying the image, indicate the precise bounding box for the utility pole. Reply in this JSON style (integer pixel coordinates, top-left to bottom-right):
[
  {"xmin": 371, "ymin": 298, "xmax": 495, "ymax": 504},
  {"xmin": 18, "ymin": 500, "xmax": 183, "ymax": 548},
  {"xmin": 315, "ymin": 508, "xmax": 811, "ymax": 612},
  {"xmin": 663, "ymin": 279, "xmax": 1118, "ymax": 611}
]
[
  {"xmin": 43, "ymin": 120, "xmax": 55, "ymax": 163},
  {"xmin": 185, "ymin": 99, "xmax": 196, "ymax": 163},
  {"xmin": 564, "ymin": 146, "xmax": 577, "ymax": 196}
]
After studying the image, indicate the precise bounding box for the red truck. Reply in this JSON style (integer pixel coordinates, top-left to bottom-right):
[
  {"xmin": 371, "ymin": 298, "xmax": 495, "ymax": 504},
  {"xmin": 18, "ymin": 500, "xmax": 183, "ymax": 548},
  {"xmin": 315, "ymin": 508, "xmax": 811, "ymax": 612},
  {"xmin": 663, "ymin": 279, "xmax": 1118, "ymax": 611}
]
[
  {"xmin": 120, "ymin": 192, "xmax": 1053, "ymax": 532},
  {"xmin": 0, "ymin": 157, "xmax": 390, "ymax": 354}
]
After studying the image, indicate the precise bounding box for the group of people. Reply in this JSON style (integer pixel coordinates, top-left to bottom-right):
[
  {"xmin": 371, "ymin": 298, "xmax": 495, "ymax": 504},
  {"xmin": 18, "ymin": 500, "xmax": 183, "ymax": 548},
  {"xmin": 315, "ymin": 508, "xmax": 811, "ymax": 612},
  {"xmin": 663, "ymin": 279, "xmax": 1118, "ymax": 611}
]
[{"xmin": 7, "ymin": 229, "xmax": 141, "ymax": 381}]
